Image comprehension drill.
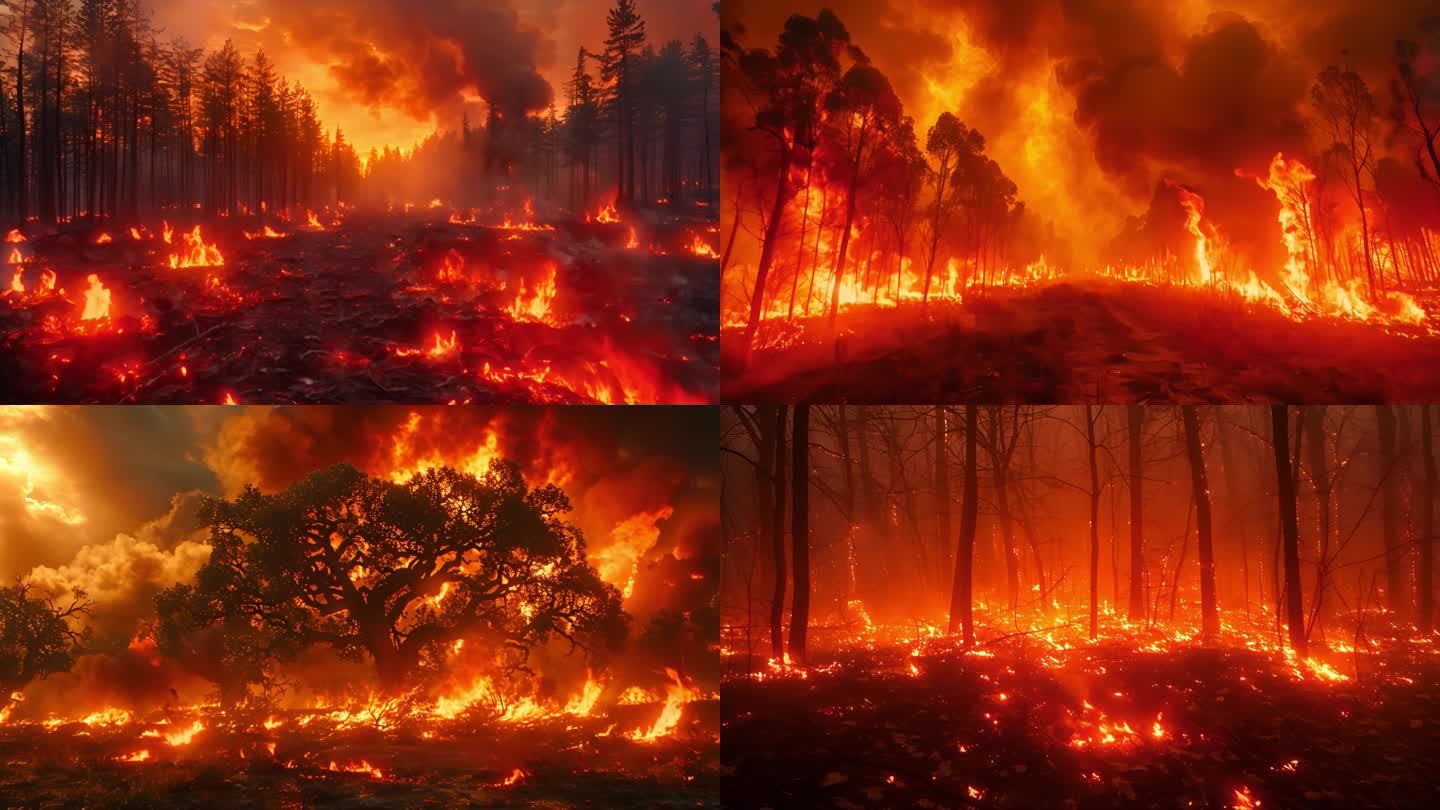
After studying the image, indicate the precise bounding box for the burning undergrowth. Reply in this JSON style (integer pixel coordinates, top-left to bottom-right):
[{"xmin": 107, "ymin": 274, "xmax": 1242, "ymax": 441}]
[
  {"xmin": 0, "ymin": 200, "xmax": 719, "ymax": 404},
  {"xmin": 0, "ymin": 406, "xmax": 719, "ymax": 807}
]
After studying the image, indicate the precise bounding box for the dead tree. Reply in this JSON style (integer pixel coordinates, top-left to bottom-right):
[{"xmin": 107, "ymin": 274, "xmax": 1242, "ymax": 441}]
[
  {"xmin": 1182, "ymin": 406, "xmax": 1219, "ymax": 642},
  {"xmin": 1085, "ymin": 405, "xmax": 1102, "ymax": 641},
  {"xmin": 770, "ymin": 406, "xmax": 787, "ymax": 659},
  {"xmin": 1272, "ymin": 405, "xmax": 1307, "ymax": 656},
  {"xmin": 947, "ymin": 404, "xmax": 978, "ymax": 644},
  {"xmin": 1422, "ymin": 405, "xmax": 1435, "ymax": 633},
  {"xmin": 1377, "ymin": 406, "xmax": 1410, "ymax": 622},
  {"xmin": 788, "ymin": 405, "xmax": 810, "ymax": 664},
  {"xmin": 1127, "ymin": 405, "xmax": 1145, "ymax": 621}
]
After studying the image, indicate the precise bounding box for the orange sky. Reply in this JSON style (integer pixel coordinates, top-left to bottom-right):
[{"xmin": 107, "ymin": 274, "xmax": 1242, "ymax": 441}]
[{"xmin": 149, "ymin": 0, "xmax": 717, "ymax": 158}]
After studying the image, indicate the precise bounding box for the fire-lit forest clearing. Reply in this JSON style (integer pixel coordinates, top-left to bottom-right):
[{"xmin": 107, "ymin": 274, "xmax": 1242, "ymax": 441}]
[
  {"xmin": 720, "ymin": 2, "xmax": 1440, "ymax": 402},
  {"xmin": 0, "ymin": 407, "xmax": 719, "ymax": 807},
  {"xmin": 0, "ymin": 0, "xmax": 719, "ymax": 404},
  {"xmin": 722, "ymin": 405, "xmax": 1440, "ymax": 808}
]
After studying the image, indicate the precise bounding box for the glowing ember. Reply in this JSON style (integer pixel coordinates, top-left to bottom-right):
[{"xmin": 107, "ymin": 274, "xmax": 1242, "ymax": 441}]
[
  {"xmin": 4, "ymin": 229, "xmax": 24, "ymax": 244},
  {"xmin": 95, "ymin": 233, "xmax": 113, "ymax": 245},
  {"xmin": 117, "ymin": 750, "xmax": 151, "ymax": 763}
]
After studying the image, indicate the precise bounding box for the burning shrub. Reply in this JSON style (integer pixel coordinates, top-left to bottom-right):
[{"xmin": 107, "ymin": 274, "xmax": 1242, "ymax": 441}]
[{"xmin": 155, "ymin": 461, "xmax": 626, "ymax": 697}]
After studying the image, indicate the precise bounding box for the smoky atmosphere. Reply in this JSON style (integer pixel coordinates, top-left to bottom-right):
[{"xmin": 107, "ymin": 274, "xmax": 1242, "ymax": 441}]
[
  {"xmin": 720, "ymin": 1, "xmax": 1440, "ymax": 402},
  {"xmin": 0, "ymin": 0, "xmax": 720, "ymax": 404},
  {"xmin": 722, "ymin": 404, "xmax": 1440, "ymax": 808},
  {"xmin": 0, "ymin": 405, "xmax": 720, "ymax": 807}
]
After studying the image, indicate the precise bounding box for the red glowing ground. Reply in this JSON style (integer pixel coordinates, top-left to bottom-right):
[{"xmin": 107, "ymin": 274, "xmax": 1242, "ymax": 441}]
[
  {"xmin": 0, "ymin": 206, "xmax": 718, "ymax": 404},
  {"xmin": 721, "ymin": 616, "xmax": 1440, "ymax": 809}
]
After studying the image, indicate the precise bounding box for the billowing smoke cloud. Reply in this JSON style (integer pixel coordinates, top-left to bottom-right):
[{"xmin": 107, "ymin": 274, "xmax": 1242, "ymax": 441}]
[
  {"xmin": 726, "ymin": 0, "xmax": 1440, "ymax": 257},
  {"xmin": 251, "ymin": 0, "xmax": 554, "ymax": 120}
]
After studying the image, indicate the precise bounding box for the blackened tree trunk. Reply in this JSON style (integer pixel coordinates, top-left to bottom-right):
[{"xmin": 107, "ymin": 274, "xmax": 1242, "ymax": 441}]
[
  {"xmin": 947, "ymin": 404, "xmax": 978, "ymax": 644},
  {"xmin": 1086, "ymin": 405, "xmax": 1102, "ymax": 640},
  {"xmin": 788, "ymin": 405, "xmax": 810, "ymax": 665},
  {"xmin": 1127, "ymin": 405, "xmax": 1145, "ymax": 621},
  {"xmin": 1272, "ymin": 405, "xmax": 1307, "ymax": 656},
  {"xmin": 1422, "ymin": 405, "xmax": 1435, "ymax": 634},
  {"xmin": 935, "ymin": 406, "xmax": 950, "ymax": 563},
  {"xmin": 1182, "ymin": 406, "xmax": 1219, "ymax": 642},
  {"xmin": 770, "ymin": 406, "xmax": 787, "ymax": 660},
  {"xmin": 1377, "ymin": 406, "xmax": 1410, "ymax": 623}
]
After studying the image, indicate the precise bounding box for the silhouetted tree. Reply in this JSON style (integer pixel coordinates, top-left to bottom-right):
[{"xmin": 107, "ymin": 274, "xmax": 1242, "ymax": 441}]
[
  {"xmin": 0, "ymin": 582, "xmax": 90, "ymax": 714},
  {"xmin": 156, "ymin": 462, "xmax": 625, "ymax": 693}
]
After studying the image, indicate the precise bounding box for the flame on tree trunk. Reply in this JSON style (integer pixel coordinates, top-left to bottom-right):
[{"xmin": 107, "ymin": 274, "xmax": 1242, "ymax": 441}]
[
  {"xmin": 788, "ymin": 405, "xmax": 810, "ymax": 665},
  {"xmin": 1272, "ymin": 406, "xmax": 1307, "ymax": 657},
  {"xmin": 947, "ymin": 404, "xmax": 978, "ymax": 645},
  {"xmin": 1128, "ymin": 406, "xmax": 1145, "ymax": 622},
  {"xmin": 1182, "ymin": 406, "xmax": 1219, "ymax": 642},
  {"xmin": 771, "ymin": 406, "xmax": 788, "ymax": 660}
]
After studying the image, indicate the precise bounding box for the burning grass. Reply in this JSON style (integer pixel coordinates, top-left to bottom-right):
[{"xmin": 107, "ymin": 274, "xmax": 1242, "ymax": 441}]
[
  {"xmin": 723, "ymin": 277, "xmax": 1440, "ymax": 403},
  {"xmin": 722, "ymin": 611, "xmax": 1440, "ymax": 809},
  {"xmin": 0, "ymin": 202, "xmax": 718, "ymax": 403},
  {"xmin": 0, "ymin": 687, "xmax": 718, "ymax": 808}
]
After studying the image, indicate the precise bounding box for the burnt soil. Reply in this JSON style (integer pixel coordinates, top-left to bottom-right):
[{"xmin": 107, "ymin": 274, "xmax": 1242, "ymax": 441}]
[
  {"xmin": 722, "ymin": 642, "xmax": 1440, "ymax": 809},
  {"xmin": 722, "ymin": 279, "xmax": 1440, "ymax": 403}
]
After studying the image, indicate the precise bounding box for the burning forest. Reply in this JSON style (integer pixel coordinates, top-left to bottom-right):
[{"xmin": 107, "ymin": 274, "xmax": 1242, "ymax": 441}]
[
  {"xmin": 723, "ymin": 404, "xmax": 1440, "ymax": 808},
  {"xmin": 721, "ymin": 1, "xmax": 1440, "ymax": 402},
  {"xmin": 0, "ymin": 405, "xmax": 719, "ymax": 806},
  {"xmin": 0, "ymin": 0, "xmax": 720, "ymax": 404}
]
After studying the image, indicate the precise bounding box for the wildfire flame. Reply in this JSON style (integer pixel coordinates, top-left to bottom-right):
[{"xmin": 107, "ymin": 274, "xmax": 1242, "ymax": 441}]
[
  {"xmin": 163, "ymin": 720, "xmax": 205, "ymax": 746},
  {"xmin": 507, "ymin": 264, "xmax": 559, "ymax": 324},
  {"xmin": 80, "ymin": 275, "xmax": 112, "ymax": 321},
  {"xmin": 627, "ymin": 668, "xmax": 698, "ymax": 742},
  {"xmin": 686, "ymin": 234, "xmax": 718, "ymax": 259}
]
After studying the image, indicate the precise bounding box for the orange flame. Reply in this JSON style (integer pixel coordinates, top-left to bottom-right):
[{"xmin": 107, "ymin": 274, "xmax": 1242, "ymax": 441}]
[
  {"xmin": 507, "ymin": 264, "xmax": 559, "ymax": 324},
  {"xmin": 80, "ymin": 275, "xmax": 112, "ymax": 321},
  {"xmin": 627, "ymin": 668, "xmax": 698, "ymax": 742},
  {"xmin": 169, "ymin": 226, "xmax": 225, "ymax": 269}
]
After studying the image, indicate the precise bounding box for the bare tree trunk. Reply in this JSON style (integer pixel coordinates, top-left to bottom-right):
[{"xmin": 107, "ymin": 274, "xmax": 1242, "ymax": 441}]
[
  {"xmin": 1086, "ymin": 406, "xmax": 1101, "ymax": 640},
  {"xmin": 947, "ymin": 404, "xmax": 978, "ymax": 645},
  {"xmin": 1422, "ymin": 405, "xmax": 1435, "ymax": 634},
  {"xmin": 770, "ymin": 407, "xmax": 787, "ymax": 660},
  {"xmin": 935, "ymin": 406, "xmax": 950, "ymax": 568},
  {"xmin": 788, "ymin": 405, "xmax": 810, "ymax": 665},
  {"xmin": 1182, "ymin": 406, "xmax": 1219, "ymax": 642},
  {"xmin": 1377, "ymin": 406, "xmax": 1410, "ymax": 623},
  {"xmin": 1272, "ymin": 406, "xmax": 1307, "ymax": 656},
  {"xmin": 1127, "ymin": 405, "xmax": 1145, "ymax": 621}
]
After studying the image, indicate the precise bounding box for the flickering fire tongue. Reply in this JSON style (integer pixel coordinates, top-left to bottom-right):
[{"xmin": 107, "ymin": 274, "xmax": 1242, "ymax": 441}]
[{"xmin": 0, "ymin": 202, "xmax": 716, "ymax": 404}]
